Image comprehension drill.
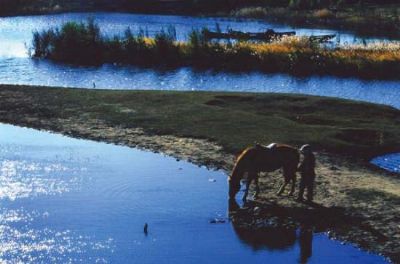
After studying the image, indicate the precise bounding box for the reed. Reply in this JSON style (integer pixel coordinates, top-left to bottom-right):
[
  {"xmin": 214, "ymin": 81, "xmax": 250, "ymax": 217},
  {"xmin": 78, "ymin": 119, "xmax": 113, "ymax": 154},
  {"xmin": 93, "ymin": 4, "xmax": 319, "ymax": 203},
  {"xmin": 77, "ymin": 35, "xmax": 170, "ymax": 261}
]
[{"xmin": 31, "ymin": 20, "xmax": 400, "ymax": 79}]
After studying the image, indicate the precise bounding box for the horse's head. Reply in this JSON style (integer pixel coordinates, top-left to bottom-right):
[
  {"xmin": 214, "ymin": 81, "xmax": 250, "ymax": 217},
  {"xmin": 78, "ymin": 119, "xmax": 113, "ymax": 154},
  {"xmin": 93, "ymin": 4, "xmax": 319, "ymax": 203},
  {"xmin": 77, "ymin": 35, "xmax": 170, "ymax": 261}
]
[{"xmin": 228, "ymin": 177, "xmax": 241, "ymax": 199}]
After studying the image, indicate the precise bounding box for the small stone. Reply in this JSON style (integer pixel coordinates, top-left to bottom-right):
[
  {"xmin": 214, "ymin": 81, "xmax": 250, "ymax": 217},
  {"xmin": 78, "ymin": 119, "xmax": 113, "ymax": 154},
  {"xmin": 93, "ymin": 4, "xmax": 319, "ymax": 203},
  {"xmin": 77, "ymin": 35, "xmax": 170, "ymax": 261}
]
[{"xmin": 209, "ymin": 218, "xmax": 226, "ymax": 224}]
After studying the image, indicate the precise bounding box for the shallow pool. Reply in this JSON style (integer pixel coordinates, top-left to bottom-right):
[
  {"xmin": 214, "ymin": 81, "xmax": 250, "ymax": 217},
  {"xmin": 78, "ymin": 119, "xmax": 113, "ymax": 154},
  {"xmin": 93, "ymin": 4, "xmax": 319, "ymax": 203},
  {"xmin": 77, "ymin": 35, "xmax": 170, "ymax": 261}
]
[
  {"xmin": 0, "ymin": 123, "xmax": 388, "ymax": 263},
  {"xmin": 371, "ymin": 154, "xmax": 400, "ymax": 174}
]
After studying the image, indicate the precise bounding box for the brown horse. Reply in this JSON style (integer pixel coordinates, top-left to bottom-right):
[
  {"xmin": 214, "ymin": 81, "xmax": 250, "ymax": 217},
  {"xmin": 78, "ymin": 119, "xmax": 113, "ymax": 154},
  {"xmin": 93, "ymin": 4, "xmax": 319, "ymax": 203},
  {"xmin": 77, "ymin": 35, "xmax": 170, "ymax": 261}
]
[{"xmin": 228, "ymin": 143, "xmax": 300, "ymax": 201}]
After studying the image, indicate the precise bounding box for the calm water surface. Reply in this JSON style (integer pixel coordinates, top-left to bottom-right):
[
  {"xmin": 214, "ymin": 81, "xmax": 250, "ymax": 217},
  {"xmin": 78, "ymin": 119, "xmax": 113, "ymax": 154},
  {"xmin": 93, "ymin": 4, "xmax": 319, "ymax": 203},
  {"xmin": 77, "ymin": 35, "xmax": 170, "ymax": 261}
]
[
  {"xmin": 0, "ymin": 12, "xmax": 399, "ymax": 108},
  {"xmin": 0, "ymin": 12, "xmax": 399, "ymax": 173},
  {"xmin": 0, "ymin": 123, "xmax": 389, "ymax": 263},
  {"xmin": 371, "ymin": 154, "xmax": 400, "ymax": 174}
]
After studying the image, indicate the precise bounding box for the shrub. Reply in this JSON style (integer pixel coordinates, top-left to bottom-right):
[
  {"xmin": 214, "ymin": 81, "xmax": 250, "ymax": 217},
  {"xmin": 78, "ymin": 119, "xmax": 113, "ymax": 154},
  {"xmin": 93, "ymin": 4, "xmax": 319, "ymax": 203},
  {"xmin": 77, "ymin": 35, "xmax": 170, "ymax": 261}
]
[
  {"xmin": 314, "ymin": 8, "xmax": 335, "ymax": 19},
  {"xmin": 233, "ymin": 7, "xmax": 268, "ymax": 18}
]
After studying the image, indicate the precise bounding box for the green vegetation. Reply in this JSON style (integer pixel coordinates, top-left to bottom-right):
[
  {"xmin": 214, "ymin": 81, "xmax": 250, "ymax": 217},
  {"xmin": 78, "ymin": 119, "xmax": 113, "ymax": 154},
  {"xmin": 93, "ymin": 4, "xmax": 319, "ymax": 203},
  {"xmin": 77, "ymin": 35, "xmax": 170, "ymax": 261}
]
[
  {"xmin": 1, "ymin": 85, "xmax": 399, "ymax": 159},
  {"xmin": 1, "ymin": 1, "xmax": 398, "ymax": 38},
  {"xmin": 0, "ymin": 1, "xmax": 398, "ymax": 39},
  {"xmin": 232, "ymin": 5, "xmax": 400, "ymax": 38},
  {"xmin": 1, "ymin": 0, "xmax": 397, "ymax": 15},
  {"xmin": 31, "ymin": 20, "xmax": 400, "ymax": 79}
]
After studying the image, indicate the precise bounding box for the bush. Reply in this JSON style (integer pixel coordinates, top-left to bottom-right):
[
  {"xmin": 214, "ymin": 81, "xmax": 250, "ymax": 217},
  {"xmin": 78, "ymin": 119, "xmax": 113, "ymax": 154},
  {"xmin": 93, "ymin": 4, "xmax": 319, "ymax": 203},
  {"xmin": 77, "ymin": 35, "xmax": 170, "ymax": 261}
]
[
  {"xmin": 314, "ymin": 8, "xmax": 335, "ymax": 19},
  {"xmin": 32, "ymin": 18, "xmax": 103, "ymax": 64},
  {"xmin": 233, "ymin": 7, "xmax": 268, "ymax": 18}
]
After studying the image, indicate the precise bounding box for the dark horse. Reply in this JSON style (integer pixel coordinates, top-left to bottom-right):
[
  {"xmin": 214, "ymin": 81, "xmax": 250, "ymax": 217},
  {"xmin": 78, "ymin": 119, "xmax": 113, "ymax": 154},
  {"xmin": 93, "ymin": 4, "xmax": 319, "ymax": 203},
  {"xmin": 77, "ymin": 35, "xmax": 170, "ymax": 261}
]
[{"xmin": 228, "ymin": 143, "xmax": 300, "ymax": 201}]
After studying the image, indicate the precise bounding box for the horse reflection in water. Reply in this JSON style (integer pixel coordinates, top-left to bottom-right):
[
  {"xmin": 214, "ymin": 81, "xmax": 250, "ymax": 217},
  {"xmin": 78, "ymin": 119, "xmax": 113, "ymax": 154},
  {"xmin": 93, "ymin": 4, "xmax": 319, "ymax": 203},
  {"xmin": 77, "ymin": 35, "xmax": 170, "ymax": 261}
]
[
  {"xmin": 228, "ymin": 143, "xmax": 300, "ymax": 201},
  {"xmin": 233, "ymin": 224, "xmax": 313, "ymax": 263},
  {"xmin": 229, "ymin": 200, "xmax": 313, "ymax": 264}
]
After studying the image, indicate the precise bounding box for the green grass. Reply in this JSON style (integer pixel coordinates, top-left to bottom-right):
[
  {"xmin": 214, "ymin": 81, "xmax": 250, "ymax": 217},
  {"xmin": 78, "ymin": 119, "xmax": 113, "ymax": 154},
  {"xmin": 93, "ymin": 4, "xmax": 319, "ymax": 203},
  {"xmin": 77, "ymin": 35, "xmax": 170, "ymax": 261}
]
[{"xmin": 0, "ymin": 85, "xmax": 399, "ymax": 160}]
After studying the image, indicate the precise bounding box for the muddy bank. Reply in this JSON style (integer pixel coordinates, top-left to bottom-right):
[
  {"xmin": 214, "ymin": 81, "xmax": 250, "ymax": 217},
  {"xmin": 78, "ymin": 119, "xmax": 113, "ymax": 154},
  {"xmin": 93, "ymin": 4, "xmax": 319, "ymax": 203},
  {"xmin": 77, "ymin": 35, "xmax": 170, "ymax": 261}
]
[{"xmin": 0, "ymin": 85, "xmax": 399, "ymax": 262}]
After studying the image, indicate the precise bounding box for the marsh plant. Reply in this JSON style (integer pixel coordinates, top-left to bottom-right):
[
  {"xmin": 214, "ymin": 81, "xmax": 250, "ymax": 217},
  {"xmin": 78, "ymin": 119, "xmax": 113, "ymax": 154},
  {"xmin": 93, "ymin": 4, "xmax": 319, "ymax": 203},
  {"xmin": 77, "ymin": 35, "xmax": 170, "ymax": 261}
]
[{"xmin": 31, "ymin": 19, "xmax": 400, "ymax": 78}]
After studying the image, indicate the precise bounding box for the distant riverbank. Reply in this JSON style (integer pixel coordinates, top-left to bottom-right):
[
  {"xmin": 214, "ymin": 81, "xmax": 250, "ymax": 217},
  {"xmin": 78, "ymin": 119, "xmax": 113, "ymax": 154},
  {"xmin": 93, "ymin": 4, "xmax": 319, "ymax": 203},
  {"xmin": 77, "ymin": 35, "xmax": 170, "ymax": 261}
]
[
  {"xmin": 1, "ymin": 1, "xmax": 399, "ymax": 39},
  {"xmin": 31, "ymin": 20, "xmax": 400, "ymax": 79},
  {"xmin": 230, "ymin": 5, "xmax": 400, "ymax": 39}
]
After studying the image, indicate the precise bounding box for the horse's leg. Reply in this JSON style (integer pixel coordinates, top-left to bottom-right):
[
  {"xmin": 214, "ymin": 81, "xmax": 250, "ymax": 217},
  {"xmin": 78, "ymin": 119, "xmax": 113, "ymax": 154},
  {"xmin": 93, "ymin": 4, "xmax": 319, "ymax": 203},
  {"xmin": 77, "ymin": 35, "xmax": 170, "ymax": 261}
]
[
  {"xmin": 277, "ymin": 180, "xmax": 288, "ymax": 195},
  {"xmin": 243, "ymin": 171, "xmax": 257, "ymax": 201},
  {"xmin": 254, "ymin": 175, "xmax": 260, "ymax": 198},
  {"xmin": 283, "ymin": 167, "xmax": 296, "ymax": 196},
  {"xmin": 243, "ymin": 177, "xmax": 251, "ymax": 201},
  {"xmin": 276, "ymin": 170, "xmax": 289, "ymax": 195},
  {"xmin": 289, "ymin": 169, "xmax": 296, "ymax": 196}
]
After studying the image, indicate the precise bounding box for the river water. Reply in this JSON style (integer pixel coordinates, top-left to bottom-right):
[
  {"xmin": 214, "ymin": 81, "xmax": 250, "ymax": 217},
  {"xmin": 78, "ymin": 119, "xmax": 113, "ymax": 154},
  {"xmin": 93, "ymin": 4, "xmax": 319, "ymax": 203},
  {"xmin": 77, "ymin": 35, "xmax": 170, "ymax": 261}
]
[
  {"xmin": 0, "ymin": 13, "xmax": 398, "ymax": 107},
  {"xmin": 0, "ymin": 123, "xmax": 389, "ymax": 263},
  {"xmin": 0, "ymin": 12, "xmax": 399, "ymax": 172}
]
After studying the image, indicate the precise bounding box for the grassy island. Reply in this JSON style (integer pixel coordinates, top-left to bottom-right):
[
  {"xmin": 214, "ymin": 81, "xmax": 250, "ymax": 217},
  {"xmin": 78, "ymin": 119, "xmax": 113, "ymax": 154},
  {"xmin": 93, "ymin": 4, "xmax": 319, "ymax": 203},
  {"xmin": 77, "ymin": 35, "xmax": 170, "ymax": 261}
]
[
  {"xmin": 1, "ymin": 84, "xmax": 399, "ymax": 161},
  {"xmin": 31, "ymin": 20, "xmax": 400, "ymax": 79}
]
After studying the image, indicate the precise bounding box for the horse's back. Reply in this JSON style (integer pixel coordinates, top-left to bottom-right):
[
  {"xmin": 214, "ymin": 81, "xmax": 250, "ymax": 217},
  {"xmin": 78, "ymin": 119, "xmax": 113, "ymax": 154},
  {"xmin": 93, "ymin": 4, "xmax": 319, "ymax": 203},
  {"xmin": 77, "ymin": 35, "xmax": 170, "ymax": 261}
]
[{"xmin": 235, "ymin": 144, "xmax": 299, "ymax": 172}]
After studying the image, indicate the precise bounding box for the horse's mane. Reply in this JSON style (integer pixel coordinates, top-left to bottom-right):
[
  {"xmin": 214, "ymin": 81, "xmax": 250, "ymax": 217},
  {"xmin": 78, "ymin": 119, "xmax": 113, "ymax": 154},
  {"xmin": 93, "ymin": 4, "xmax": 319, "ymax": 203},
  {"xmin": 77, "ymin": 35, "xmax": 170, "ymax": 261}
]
[{"xmin": 235, "ymin": 147, "xmax": 252, "ymax": 161}]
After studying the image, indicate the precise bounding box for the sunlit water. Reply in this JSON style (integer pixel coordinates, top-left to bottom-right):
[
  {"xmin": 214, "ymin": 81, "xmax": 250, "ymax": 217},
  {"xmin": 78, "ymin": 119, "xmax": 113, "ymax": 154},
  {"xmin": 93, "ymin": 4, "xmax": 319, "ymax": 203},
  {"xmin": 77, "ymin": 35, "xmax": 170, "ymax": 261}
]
[
  {"xmin": 0, "ymin": 123, "xmax": 389, "ymax": 263},
  {"xmin": 0, "ymin": 13, "xmax": 398, "ymax": 107},
  {"xmin": 0, "ymin": 12, "xmax": 399, "ymax": 173}
]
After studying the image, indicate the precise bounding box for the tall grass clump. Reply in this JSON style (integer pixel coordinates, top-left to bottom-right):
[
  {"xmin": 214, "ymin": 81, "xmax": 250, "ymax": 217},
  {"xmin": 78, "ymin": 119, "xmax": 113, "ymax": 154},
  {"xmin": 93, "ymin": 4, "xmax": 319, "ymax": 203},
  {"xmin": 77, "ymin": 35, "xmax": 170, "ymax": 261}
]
[
  {"xmin": 32, "ymin": 18, "xmax": 103, "ymax": 64},
  {"xmin": 31, "ymin": 20, "xmax": 400, "ymax": 79}
]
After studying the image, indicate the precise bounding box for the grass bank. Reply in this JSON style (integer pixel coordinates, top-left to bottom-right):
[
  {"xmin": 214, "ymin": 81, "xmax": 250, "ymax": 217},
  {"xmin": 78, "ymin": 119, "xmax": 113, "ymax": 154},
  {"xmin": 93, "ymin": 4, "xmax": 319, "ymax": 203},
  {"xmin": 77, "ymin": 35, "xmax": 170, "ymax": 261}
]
[
  {"xmin": 31, "ymin": 20, "xmax": 400, "ymax": 79},
  {"xmin": 1, "ymin": 85, "xmax": 399, "ymax": 160},
  {"xmin": 0, "ymin": 84, "xmax": 400, "ymax": 262}
]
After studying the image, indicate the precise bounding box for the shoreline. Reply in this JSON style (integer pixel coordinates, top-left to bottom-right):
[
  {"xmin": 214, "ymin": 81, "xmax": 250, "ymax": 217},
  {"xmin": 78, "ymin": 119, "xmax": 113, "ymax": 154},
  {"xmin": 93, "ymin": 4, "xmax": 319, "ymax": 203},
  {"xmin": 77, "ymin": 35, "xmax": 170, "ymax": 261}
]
[
  {"xmin": 1, "ymin": 5, "xmax": 399, "ymax": 39},
  {"xmin": 0, "ymin": 85, "xmax": 399, "ymax": 262},
  {"xmin": 1, "ymin": 118, "xmax": 398, "ymax": 262}
]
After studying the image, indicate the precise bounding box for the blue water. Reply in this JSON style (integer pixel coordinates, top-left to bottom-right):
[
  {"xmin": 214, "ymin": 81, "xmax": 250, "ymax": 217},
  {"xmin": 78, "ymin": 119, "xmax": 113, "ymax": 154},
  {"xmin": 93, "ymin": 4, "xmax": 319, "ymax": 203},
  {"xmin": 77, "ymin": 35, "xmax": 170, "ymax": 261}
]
[
  {"xmin": 0, "ymin": 123, "xmax": 389, "ymax": 263},
  {"xmin": 371, "ymin": 154, "xmax": 400, "ymax": 174},
  {"xmin": 0, "ymin": 12, "xmax": 399, "ymax": 173},
  {"xmin": 0, "ymin": 12, "xmax": 399, "ymax": 108}
]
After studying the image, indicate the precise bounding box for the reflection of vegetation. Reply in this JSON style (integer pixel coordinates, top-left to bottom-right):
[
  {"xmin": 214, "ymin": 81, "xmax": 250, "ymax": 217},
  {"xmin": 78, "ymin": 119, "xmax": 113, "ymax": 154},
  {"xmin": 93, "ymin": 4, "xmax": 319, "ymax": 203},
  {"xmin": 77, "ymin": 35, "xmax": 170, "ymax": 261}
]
[{"xmin": 32, "ymin": 20, "xmax": 400, "ymax": 79}]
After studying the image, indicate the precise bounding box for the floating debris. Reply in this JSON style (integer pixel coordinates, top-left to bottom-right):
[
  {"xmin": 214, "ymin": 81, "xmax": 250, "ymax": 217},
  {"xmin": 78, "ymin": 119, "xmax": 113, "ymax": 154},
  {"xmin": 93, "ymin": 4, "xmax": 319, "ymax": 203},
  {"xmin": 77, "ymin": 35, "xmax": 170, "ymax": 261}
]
[{"xmin": 209, "ymin": 218, "xmax": 226, "ymax": 224}]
